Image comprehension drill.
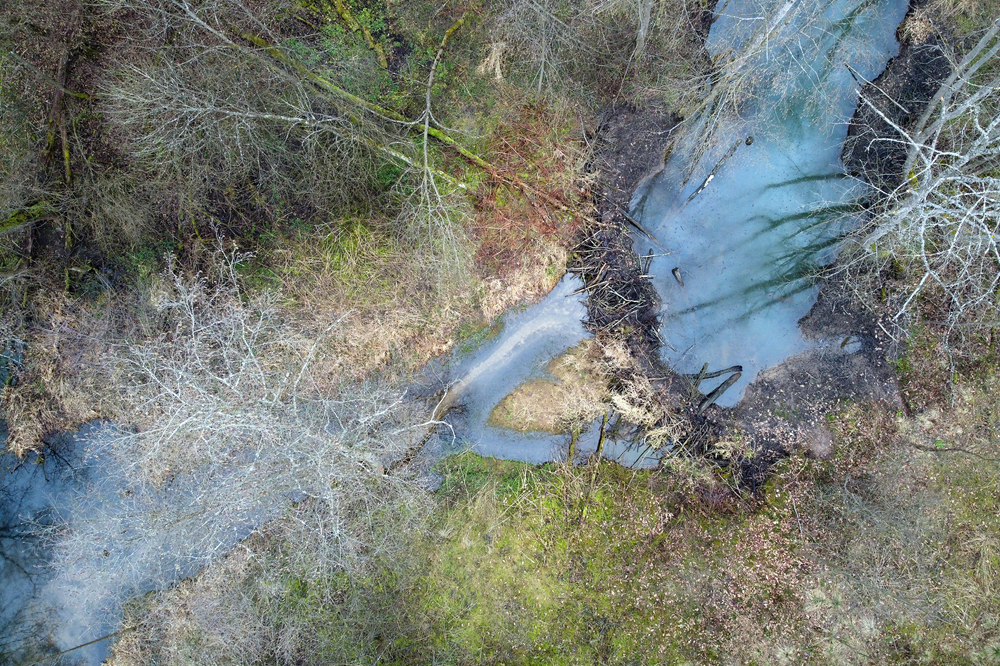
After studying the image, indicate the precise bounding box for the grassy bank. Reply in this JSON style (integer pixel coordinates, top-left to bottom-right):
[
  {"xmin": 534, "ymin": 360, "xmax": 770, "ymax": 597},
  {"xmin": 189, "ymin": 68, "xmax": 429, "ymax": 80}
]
[{"xmin": 405, "ymin": 357, "xmax": 1000, "ymax": 664}]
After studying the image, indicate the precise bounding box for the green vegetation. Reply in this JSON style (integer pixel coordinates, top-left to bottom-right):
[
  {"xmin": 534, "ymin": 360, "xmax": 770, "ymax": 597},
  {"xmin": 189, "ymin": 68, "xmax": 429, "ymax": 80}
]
[
  {"xmin": 407, "ymin": 381, "xmax": 1000, "ymax": 664},
  {"xmin": 118, "ymin": 358, "xmax": 1000, "ymax": 664},
  {"xmin": 0, "ymin": 0, "xmax": 998, "ymax": 663}
]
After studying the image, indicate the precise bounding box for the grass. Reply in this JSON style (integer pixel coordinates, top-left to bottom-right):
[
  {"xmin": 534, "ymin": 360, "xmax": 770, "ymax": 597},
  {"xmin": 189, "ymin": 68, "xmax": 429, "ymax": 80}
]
[
  {"xmin": 111, "ymin": 361, "xmax": 1000, "ymax": 664},
  {"xmin": 107, "ymin": 396, "xmax": 1000, "ymax": 664},
  {"xmin": 488, "ymin": 340, "xmax": 609, "ymax": 434},
  {"xmin": 7, "ymin": 1, "xmax": 997, "ymax": 663},
  {"xmin": 789, "ymin": 390, "xmax": 1000, "ymax": 663},
  {"xmin": 393, "ymin": 340, "xmax": 1000, "ymax": 665},
  {"xmin": 408, "ymin": 453, "xmax": 808, "ymax": 664}
]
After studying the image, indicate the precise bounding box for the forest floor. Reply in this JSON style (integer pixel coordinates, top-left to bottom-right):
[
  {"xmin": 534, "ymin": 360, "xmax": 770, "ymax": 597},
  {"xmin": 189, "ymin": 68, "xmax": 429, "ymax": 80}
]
[{"xmin": 408, "ymin": 331, "xmax": 1000, "ymax": 663}]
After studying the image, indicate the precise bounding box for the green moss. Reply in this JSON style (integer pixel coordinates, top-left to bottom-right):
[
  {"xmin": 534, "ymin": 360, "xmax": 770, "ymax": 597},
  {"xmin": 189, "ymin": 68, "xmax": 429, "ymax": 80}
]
[
  {"xmin": 434, "ymin": 451, "xmax": 535, "ymax": 499},
  {"xmin": 404, "ymin": 455, "xmax": 802, "ymax": 664},
  {"xmin": 0, "ymin": 202, "xmax": 51, "ymax": 233},
  {"xmin": 453, "ymin": 317, "xmax": 504, "ymax": 356}
]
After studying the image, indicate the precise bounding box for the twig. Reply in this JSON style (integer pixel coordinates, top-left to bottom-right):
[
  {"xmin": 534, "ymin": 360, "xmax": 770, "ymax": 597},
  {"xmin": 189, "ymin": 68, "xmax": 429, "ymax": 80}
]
[
  {"xmin": 291, "ymin": 310, "xmax": 353, "ymax": 409},
  {"xmin": 618, "ymin": 207, "xmax": 657, "ymax": 242},
  {"xmin": 790, "ymin": 495, "xmax": 804, "ymax": 538},
  {"xmin": 682, "ymin": 365, "xmax": 743, "ymax": 382},
  {"xmin": 5, "ymin": 49, "xmax": 88, "ymax": 100}
]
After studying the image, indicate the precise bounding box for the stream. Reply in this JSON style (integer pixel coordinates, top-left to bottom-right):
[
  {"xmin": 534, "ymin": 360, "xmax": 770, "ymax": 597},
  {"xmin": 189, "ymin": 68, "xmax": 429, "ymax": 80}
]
[
  {"xmin": 1, "ymin": 0, "xmax": 911, "ymax": 662},
  {"xmin": 1, "ymin": 425, "xmax": 114, "ymax": 666}
]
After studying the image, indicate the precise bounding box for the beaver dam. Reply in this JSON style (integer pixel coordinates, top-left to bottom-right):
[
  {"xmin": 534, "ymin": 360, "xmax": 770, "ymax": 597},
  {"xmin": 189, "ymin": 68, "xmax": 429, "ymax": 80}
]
[{"xmin": 436, "ymin": 0, "xmax": 910, "ymax": 450}]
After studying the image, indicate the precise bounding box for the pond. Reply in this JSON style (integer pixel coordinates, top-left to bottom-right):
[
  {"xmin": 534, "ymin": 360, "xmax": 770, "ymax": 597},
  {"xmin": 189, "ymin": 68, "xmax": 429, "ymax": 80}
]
[{"xmin": 631, "ymin": 0, "xmax": 910, "ymax": 405}]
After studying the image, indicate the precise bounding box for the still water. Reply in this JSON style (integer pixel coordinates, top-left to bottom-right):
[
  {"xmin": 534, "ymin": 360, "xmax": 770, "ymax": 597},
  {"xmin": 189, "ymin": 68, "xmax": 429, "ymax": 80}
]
[{"xmin": 632, "ymin": 0, "xmax": 910, "ymax": 404}]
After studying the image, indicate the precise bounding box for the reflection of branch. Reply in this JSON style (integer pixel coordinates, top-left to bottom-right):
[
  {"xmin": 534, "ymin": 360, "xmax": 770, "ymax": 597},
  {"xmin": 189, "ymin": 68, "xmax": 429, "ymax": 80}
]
[
  {"xmin": 0, "ymin": 547, "xmax": 38, "ymax": 587},
  {"xmin": 53, "ymin": 631, "xmax": 124, "ymax": 658}
]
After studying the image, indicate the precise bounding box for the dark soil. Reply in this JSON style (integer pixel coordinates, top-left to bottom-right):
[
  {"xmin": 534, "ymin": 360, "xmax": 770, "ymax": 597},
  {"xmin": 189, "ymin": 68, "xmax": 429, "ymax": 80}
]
[
  {"xmin": 579, "ymin": 98, "xmax": 905, "ymax": 486},
  {"xmin": 573, "ymin": 0, "xmax": 719, "ymax": 370},
  {"xmin": 842, "ymin": 0, "xmax": 951, "ymax": 202},
  {"xmin": 575, "ymin": 103, "xmax": 681, "ymax": 365}
]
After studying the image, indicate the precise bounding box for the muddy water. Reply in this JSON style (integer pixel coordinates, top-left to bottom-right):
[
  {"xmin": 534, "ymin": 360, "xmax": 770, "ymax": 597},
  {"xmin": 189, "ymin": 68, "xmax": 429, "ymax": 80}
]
[{"xmin": 631, "ymin": 0, "xmax": 910, "ymax": 405}]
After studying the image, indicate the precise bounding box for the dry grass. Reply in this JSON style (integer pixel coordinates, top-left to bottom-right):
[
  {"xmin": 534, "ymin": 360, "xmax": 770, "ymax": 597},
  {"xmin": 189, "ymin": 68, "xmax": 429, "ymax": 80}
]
[
  {"xmin": 264, "ymin": 96, "xmax": 593, "ymax": 384},
  {"xmin": 269, "ymin": 216, "xmax": 477, "ymax": 383},
  {"xmin": 488, "ymin": 340, "xmax": 610, "ymax": 433},
  {"xmin": 472, "ymin": 96, "xmax": 593, "ymax": 318},
  {"xmin": 779, "ymin": 373, "xmax": 1000, "ymax": 663},
  {"xmin": 0, "ymin": 287, "xmax": 122, "ymax": 455},
  {"xmin": 109, "ymin": 487, "xmax": 431, "ymax": 666}
]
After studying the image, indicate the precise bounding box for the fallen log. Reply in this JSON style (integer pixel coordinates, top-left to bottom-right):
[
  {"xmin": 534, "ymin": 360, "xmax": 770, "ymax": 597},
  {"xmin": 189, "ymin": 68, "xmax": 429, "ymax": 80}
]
[
  {"xmin": 698, "ymin": 372, "xmax": 741, "ymax": 415},
  {"xmin": 682, "ymin": 365, "xmax": 743, "ymax": 384},
  {"xmin": 618, "ymin": 207, "xmax": 658, "ymax": 242}
]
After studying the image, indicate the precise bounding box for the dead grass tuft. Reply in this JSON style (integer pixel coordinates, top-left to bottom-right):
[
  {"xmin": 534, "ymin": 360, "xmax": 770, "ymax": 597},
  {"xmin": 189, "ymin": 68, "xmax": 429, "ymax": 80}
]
[{"xmin": 488, "ymin": 339, "xmax": 610, "ymax": 433}]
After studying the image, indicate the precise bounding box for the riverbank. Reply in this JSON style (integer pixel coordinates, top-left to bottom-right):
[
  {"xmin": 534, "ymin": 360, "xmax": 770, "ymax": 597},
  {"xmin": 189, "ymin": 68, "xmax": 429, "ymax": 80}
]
[{"xmin": 4, "ymin": 0, "xmax": 998, "ymax": 662}]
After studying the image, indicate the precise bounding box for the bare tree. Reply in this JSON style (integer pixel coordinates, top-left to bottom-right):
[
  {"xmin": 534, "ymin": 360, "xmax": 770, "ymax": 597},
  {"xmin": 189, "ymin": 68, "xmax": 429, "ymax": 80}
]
[
  {"xmin": 93, "ymin": 0, "xmax": 493, "ymax": 279},
  {"xmin": 486, "ymin": 0, "xmax": 708, "ymax": 101},
  {"xmin": 846, "ymin": 19, "xmax": 1000, "ymax": 334},
  {"xmin": 0, "ymin": 55, "xmax": 49, "ymax": 238},
  {"xmin": 47, "ymin": 250, "xmax": 428, "ymax": 633}
]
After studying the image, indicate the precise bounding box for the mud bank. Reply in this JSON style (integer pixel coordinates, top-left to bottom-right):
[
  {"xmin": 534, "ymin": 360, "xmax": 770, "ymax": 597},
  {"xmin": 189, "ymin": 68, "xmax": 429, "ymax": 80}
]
[
  {"xmin": 842, "ymin": 0, "xmax": 953, "ymax": 202},
  {"xmin": 575, "ymin": 105, "xmax": 677, "ymax": 364}
]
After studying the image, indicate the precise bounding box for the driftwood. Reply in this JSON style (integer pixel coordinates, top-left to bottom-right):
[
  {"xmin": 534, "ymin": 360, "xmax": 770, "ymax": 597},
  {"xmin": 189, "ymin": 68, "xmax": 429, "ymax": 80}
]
[
  {"xmin": 595, "ymin": 410, "xmax": 609, "ymax": 460},
  {"xmin": 683, "ymin": 136, "xmax": 745, "ymax": 205},
  {"xmin": 698, "ymin": 372, "xmax": 741, "ymax": 415},
  {"xmin": 683, "ymin": 364, "xmax": 742, "ymax": 385},
  {"xmin": 618, "ymin": 207, "xmax": 658, "ymax": 242},
  {"xmin": 571, "ymin": 201, "xmax": 661, "ymax": 348}
]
